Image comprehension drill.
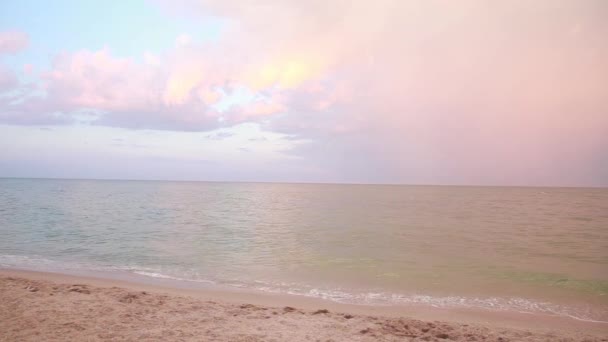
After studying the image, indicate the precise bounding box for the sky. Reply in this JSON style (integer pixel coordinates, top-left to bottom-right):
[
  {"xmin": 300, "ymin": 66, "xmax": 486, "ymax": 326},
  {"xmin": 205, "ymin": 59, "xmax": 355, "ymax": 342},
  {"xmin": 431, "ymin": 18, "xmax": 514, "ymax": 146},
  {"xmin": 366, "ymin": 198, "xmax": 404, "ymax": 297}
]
[{"xmin": 0, "ymin": 0, "xmax": 607, "ymax": 186}]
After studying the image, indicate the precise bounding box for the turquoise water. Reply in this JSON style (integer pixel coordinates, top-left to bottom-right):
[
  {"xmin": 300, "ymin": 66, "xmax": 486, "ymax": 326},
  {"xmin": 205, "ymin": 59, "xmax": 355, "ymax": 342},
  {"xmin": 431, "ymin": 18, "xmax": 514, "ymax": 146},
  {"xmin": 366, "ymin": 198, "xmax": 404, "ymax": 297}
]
[{"xmin": 1, "ymin": 178, "xmax": 607, "ymax": 322}]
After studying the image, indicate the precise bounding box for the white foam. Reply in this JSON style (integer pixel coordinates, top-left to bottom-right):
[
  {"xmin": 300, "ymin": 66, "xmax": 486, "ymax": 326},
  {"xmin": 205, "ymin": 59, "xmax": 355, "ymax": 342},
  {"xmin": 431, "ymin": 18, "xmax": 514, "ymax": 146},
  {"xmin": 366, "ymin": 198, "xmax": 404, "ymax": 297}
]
[
  {"xmin": 1, "ymin": 254, "xmax": 606, "ymax": 324},
  {"xmin": 131, "ymin": 270, "xmax": 214, "ymax": 284},
  {"xmin": 237, "ymin": 279, "xmax": 608, "ymax": 324}
]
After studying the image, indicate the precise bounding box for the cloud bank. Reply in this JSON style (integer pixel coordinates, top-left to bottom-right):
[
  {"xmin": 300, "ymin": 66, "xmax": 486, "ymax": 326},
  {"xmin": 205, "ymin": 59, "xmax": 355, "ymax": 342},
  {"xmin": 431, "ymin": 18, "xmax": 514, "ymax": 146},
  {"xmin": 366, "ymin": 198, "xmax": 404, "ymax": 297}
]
[{"xmin": 1, "ymin": 0, "xmax": 607, "ymax": 185}]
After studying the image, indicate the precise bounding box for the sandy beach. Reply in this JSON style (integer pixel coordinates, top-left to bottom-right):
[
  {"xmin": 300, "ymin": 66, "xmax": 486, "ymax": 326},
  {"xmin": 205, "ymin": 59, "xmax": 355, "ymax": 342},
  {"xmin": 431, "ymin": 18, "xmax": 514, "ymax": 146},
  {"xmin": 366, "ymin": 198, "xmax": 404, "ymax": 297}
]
[{"xmin": 1, "ymin": 269, "xmax": 606, "ymax": 342}]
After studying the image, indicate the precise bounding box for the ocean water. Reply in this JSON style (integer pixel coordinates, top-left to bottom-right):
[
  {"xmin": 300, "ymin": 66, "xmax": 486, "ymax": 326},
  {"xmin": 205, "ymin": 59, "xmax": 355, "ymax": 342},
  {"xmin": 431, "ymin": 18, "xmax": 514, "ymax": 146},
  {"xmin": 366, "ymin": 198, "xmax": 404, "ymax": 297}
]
[{"xmin": 1, "ymin": 178, "xmax": 607, "ymax": 322}]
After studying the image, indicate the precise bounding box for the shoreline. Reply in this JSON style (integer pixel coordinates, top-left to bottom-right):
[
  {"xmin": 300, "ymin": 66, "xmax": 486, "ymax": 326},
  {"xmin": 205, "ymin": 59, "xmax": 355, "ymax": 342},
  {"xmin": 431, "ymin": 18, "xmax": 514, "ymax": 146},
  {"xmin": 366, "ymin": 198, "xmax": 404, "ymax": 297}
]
[
  {"xmin": 1, "ymin": 259, "xmax": 606, "ymax": 324},
  {"xmin": 1, "ymin": 268, "xmax": 606, "ymax": 341}
]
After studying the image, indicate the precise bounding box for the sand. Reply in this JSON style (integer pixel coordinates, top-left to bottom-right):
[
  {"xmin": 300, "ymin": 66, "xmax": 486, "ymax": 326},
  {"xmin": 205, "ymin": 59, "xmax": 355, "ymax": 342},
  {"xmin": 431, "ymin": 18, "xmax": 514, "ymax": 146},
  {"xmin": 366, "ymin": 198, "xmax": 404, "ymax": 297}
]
[{"xmin": 1, "ymin": 270, "xmax": 606, "ymax": 341}]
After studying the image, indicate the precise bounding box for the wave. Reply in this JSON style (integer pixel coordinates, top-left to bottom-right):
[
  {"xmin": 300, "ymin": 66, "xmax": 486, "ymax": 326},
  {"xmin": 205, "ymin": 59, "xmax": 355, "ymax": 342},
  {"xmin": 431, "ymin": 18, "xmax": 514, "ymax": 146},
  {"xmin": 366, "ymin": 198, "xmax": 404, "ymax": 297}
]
[
  {"xmin": 227, "ymin": 280, "xmax": 608, "ymax": 324},
  {"xmin": 1, "ymin": 254, "xmax": 606, "ymax": 324}
]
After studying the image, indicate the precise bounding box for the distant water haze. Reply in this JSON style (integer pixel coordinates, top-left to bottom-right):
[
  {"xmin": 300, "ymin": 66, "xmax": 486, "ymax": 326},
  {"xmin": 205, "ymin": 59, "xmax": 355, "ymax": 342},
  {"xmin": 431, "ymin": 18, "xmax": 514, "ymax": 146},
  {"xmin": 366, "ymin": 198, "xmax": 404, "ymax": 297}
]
[{"xmin": 0, "ymin": 178, "xmax": 606, "ymax": 322}]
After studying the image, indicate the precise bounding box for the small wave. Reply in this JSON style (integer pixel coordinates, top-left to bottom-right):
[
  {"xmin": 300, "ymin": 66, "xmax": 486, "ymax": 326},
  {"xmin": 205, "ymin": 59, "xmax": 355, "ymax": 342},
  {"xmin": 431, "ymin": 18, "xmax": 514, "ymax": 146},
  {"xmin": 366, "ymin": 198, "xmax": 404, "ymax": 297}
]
[
  {"xmin": 1, "ymin": 254, "xmax": 606, "ymax": 324},
  {"xmin": 229, "ymin": 280, "xmax": 608, "ymax": 324},
  {"xmin": 130, "ymin": 270, "xmax": 214, "ymax": 284},
  {"xmin": 0, "ymin": 254, "xmax": 94, "ymax": 271},
  {"xmin": 0, "ymin": 254, "xmax": 216, "ymax": 283}
]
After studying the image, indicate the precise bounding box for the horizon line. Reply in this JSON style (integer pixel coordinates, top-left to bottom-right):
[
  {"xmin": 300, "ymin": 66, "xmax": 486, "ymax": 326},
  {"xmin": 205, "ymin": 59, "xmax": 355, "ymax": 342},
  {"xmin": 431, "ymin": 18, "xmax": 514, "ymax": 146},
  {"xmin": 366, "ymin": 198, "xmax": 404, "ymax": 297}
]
[{"xmin": 0, "ymin": 176, "xmax": 605, "ymax": 190}]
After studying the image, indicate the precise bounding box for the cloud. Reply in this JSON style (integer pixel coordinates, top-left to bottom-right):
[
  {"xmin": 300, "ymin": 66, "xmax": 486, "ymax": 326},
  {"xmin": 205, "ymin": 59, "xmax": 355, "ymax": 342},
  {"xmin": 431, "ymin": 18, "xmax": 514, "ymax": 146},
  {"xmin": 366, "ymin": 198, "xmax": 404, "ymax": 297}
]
[
  {"xmin": 205, "ymin": 131, "xmax": 234, "ymax": 140},
  {"xmin": 0, "ymin": 31, "xmax": 28, "ymax": 54},
  {"xmin": 0, "ymin": 42, "xmax": 295, "ymax": 129},
  {"xmin": 175, "ymin": 33, "xmax": 192, "ymax": 47},
  {"xmin": 1, "ymin": 1, "xmax": 607, "ymax": 185},
  {"xmin": 0, "ymin": 31, "xmax": 30, "ymax": 120},
  {"xmin": 0, "ymin": 65, "xmax": 17, "ymax": 92},
  {"xmin": 186, "ymin": 0, "xmax": 607, "ymax": 185},
  {"xmin": 1, "ymin": 48, "xmax": 222, "ymax": 129}
]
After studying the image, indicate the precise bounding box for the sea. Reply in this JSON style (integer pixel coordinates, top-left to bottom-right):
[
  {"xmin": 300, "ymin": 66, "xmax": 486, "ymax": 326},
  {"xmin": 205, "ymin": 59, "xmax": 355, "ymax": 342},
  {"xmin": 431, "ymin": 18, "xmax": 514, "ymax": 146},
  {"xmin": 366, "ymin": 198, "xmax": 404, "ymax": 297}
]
[{"xmin": 1, "ymin": 178, "xmax": 607, "ymax": 323}]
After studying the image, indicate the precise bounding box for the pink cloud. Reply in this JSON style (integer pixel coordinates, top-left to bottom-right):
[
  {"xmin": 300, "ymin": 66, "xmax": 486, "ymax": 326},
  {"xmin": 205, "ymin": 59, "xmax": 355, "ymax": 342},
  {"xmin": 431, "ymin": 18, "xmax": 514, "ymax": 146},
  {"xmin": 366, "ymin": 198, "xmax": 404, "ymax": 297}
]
[
  {"xmin": 1, "ymin": 23, "xmax": 338, "ymax": 129},
  {"xmin": 0, "ymin": 31, "xmax": 28, "ymax": 54},
  {"xmin": 1, "ymin": 48, "xmax": 195, "ymax": 128},
  {"xmin": 23, "ymin": 64, "xmax": 34, "ymax": 75},
  {"xmin": 2, "ymin": 1, "xmax": 607, "ymax": 185},
  {"xmin": 44, "ymin": 49, "xmax": 157, "ymax": 111},
  {"xmin": 200, "ymin": 0, "xmax": 606, "ymax": 185},
  {"xmin": 39, "ymin": 48, "xmax": 225, "ymax": 130},
  {"xmin": 0, "ymin": 66, "xmax": 17, "ymax": 91}
]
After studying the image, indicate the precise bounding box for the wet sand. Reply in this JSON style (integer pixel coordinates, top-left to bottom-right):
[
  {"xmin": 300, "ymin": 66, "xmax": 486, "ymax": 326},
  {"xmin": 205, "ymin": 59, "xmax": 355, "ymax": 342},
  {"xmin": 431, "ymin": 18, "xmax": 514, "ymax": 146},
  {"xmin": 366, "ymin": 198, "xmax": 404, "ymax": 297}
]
[{"xmin": 1, "ymin": 269, "xmax": 606, "ymax": 341}]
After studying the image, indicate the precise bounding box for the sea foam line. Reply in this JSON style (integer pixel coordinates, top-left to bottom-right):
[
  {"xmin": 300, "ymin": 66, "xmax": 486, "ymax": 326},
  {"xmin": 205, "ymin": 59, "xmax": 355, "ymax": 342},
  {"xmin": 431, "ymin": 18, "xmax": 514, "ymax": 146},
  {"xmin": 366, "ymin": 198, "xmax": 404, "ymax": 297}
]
[{"xmin": 1, "ymin": 254, "xmax": 606, "ymax": 324}]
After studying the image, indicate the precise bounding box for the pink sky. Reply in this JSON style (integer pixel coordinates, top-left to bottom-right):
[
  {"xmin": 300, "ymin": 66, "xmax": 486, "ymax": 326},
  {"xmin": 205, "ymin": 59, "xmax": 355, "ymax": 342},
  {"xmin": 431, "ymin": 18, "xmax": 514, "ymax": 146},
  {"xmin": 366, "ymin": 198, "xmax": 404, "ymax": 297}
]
[{"xmin": 0, "ymin": 0, "xmax": 607, "ymax": 186}]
